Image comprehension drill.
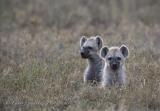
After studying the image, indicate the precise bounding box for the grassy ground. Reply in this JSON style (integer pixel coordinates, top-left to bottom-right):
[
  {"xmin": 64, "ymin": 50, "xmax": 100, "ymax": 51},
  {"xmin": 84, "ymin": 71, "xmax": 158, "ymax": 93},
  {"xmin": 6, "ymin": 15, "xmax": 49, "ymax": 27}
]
[
  {"xmin": 1, "ymin": 0, "xmax": 160, "ymax": 111},
  {"xmin": 0, "ymin": 21, "xmax": 160, "ymax": 111}
]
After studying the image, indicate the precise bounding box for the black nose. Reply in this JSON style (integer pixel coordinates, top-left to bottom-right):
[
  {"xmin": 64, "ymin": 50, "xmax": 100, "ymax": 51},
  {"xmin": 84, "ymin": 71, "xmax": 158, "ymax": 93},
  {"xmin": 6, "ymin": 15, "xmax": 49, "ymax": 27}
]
[
  {"xmin": 111, "ymin": 64, "xmax": 119, "ymax": 70},
  {"xmin": 80, "ymin": 51, "xmax": 88, "ymax": 58},
  {"xmin": 81, "ymin": 52, "xmax": 85, "ymax": 56}
]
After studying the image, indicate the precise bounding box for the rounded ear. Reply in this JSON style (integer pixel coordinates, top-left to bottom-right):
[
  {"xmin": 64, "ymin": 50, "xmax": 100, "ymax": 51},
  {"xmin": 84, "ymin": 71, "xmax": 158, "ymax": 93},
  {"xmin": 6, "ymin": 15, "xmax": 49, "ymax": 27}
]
[
  {"xmin": 120, "ymin": 45, "xmax": 129, "ymax": 58},
  {"xmin": 80, "ymin": 36, "xmax": 87, "ymax": 47},
  {"xmin": 100, "ymin": 46, "xmax": 109, "ymax": 58},
  {"xmin": 95, "ymin": 35, "xmax": 103, "ymax": 50}
]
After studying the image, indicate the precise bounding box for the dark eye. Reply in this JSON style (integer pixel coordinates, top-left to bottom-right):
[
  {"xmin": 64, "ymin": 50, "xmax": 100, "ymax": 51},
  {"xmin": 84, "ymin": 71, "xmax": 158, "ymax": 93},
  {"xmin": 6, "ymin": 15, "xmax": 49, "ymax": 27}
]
[
  {"xmin": 108, "ymin": 57, "xmax": 112, "ymax": 61},
  {"xmin": 88, "ymin": 46, "xmax": 93, "ymax": 50},
  {"xmin": 117, "ymin": 57, "xmax": 121, "ymax": 60}
]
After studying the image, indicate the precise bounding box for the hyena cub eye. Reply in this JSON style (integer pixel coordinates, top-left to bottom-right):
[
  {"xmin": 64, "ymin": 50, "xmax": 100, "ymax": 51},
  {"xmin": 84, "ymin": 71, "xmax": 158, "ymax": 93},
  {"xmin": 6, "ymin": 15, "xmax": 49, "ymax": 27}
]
[
  {"xmin": 107, "ymin": 57, "xmax": 112, "ymax": 61},
  {"xmin": 107, "ymin": 57, "xmax": 121, "ymax": 61},
  {"xmin": 83, "ymin": 46, "xmax": 93, "ymax": 50},
  {"xmin": 117, "ymin": 57, "xmax": 121, "ymax": 61},
  {"xmin": 87, "ymin": 46, "xmax": 93, "ymax": 50}
]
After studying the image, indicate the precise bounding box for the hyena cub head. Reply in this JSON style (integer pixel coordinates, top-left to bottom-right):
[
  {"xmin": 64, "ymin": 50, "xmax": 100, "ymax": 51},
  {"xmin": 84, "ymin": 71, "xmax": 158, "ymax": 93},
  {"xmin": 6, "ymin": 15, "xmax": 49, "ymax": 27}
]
[
  {"xmin": 101, "ymin": 45, "xmax": 129, "ymax": 71},
  {"xmin": 80, "ymin": 36, "xmax": 103, "ymax": 59}
]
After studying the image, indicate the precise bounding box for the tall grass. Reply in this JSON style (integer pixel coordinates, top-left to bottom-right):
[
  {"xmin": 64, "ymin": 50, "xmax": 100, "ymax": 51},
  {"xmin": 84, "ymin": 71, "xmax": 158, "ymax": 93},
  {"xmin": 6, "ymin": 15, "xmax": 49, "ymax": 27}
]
[{"xmin": 0, "ymin": 0, "xmax": 160, "ymax": 111}]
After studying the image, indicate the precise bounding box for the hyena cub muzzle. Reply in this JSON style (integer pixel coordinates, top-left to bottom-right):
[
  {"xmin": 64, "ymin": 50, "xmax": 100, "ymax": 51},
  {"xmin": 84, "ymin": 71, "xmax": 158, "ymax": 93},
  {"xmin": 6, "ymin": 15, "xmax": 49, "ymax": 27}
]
[
  {"xmin": 80, "ymin": 35, "xmax": 104, "ymax": 84},
  {"xmin": 80, "ymin": 45, "xmax": 91, "ymax": 58},
  {"xmin": 108, "ymin": 55, "xmax": 121, "ymax": 71},
  {"xmin": 100, "ymin": 45, "xmax": 129, "ymax": 87}
]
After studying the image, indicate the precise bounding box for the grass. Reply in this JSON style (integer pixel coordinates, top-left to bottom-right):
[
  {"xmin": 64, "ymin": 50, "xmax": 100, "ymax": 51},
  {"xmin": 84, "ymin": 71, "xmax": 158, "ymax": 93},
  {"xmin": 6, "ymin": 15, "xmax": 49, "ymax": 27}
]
[
  {"xmin": 1, "ymin": 1, "xmax": 160, "ymax": 110},
  {"xmin": 0, "ymin": 21, "xmax": 160, "ymax": 111}
]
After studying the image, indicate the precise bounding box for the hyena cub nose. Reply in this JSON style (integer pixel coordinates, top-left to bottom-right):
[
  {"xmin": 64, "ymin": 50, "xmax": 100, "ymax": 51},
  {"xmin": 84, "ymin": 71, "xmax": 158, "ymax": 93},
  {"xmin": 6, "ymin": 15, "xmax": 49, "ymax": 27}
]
[
  {"xmin": 80, "ymin": 35, "xmax": 104, "ymax": 83},
  {"xmin": 100, "ymin": 45, "xmax": 129, "ymax": 87}
]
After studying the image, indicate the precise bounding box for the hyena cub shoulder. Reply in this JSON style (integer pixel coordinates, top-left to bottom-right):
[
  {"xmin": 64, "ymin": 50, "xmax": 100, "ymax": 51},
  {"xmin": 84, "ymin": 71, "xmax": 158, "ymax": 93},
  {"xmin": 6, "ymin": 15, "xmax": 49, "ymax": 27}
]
[
  {"xmin": 100, "ymin": 45, "xmax": 129, "ymax": 87},
  {"xmin": 80, "ymin": 36, "xmax": 104, "ymax": 83}
]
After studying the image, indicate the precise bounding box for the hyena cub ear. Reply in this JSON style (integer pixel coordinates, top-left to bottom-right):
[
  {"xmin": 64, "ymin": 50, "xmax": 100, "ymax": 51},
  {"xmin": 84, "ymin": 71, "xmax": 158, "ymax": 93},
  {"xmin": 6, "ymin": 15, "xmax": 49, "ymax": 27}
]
[
  {"xmin": 80, "ymin": 36, "xmax": 87, "ymax": 47},
  {"xmin": 100, "ymin": 46, "xmax": 109, "ymax": 58},
  {"xmin": 95, "ymin": 35, "xmax": 103, "ymax": 50},
  {"xmin": 120, "ymin": 45, "xmax": 129, "ymax": 58}
]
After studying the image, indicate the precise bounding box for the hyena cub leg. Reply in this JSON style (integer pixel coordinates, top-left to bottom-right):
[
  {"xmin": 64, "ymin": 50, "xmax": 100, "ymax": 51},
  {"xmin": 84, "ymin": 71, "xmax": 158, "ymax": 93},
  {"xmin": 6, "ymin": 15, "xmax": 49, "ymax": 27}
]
[
  {"xmin": 80, "ymin": 35, "xmax": 104, "ymax": 84},
  {"xmin": 100, "ymin": 45, "xmax": 129, "ymax": 87}
]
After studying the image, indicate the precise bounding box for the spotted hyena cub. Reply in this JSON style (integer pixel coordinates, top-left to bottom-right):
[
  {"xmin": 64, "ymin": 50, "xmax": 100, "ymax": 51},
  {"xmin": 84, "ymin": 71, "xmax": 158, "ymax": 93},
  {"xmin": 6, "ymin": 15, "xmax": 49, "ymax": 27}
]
[
  {"xmin": 100, "ymin": 45, "xmax": 129, "ymax": 87},
  {"xmin": 80, "ymin": 36, "xmax": 104, "ymax": 83}
]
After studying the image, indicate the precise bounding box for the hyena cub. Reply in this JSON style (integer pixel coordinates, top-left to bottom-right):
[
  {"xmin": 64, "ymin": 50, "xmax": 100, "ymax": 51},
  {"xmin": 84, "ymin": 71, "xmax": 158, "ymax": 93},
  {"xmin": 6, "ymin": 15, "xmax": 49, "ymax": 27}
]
[
  {"xmin": 80, "ymin": 36, "xmax": 104, "ymax": 83},
  {"xmin": 100, "ymin": 45, "xmax": 129, "ymax": 87}
]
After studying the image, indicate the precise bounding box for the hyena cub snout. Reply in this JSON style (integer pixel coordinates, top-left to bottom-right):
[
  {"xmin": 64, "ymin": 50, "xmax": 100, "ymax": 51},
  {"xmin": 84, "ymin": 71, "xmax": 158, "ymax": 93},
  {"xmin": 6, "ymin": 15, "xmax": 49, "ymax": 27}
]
[
  {"xmin": 80, "ymin": 46, "xmax": 90, "ymax": 58},
  {"xmin": 107, "ymin": 49, "xmax": 126, "ymax": 71},
  {"xmin": 80, "ymin": 35, "xmax": 104, "ymax": 83},
  {"xmin": 100, "ymin": 45, "xmax": 129, "ymax": 86},
  {"xmin": 108, "ymin": 56, "xmax": 121, "ymax": 71}
]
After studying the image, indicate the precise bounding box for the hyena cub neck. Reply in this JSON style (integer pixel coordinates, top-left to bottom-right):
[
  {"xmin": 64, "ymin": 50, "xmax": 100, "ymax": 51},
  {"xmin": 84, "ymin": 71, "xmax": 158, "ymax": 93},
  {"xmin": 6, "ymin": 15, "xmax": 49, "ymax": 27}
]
[
  {"xmin": 100, "ymin": 45, "xmax": 129, "ymax": 87},
  {"xmin": 80, "ymin": 35, "xmax": 104, "ymax": 83}
]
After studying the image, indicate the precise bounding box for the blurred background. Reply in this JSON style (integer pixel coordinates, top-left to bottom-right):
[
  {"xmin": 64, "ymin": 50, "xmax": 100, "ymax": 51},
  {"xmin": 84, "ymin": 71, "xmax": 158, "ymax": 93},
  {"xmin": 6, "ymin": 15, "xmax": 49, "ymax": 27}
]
[
  {"xmin": 1, "ymin": 0, "xmax": 160, "ymax": 28},
  {"xmin": 1, "ymin": 0, "xmax": 160, "ymax": 65},
  {"xmin": 0, "ymin": 0, "xmax": 160, "ymax": 110}
]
